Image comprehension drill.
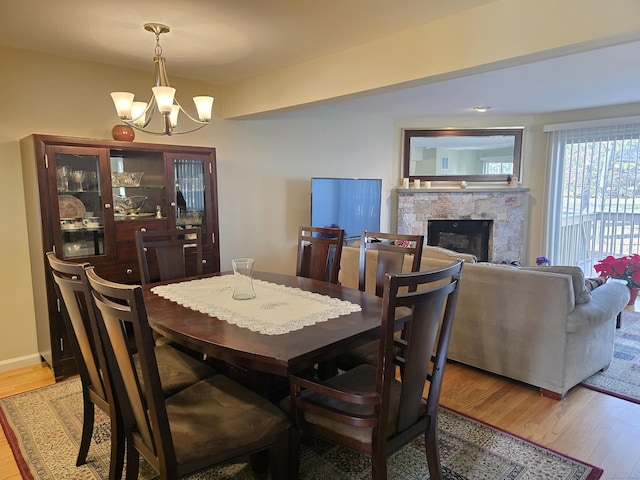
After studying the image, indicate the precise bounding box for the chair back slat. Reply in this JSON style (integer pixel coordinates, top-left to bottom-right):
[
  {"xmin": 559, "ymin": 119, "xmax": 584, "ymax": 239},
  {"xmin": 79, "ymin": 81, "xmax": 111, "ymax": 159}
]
[
  {"xmin": 374, "ymin": 250, "xmax": 406, "ymax": 296},
  {"xmin": 86, "ymin": 267, "xmax": 171, "ymax": 462},
  {"xmin": 135, "ymin": 228, "xmax": 203, "ymax": 285},
  {"xmin": 296, "ymin": 225, "xmax": 345, "ymax": 283},
  {"xmin": 396, "ymin": 294, "xmax": 445, "ymax": 431},
  {"xmin": 47, "ymin": 253, "xmax": 107, "ymax": 401},
  {"xmin": 358, "ymin": 230, "xmax": 424, "ymax": 296}
]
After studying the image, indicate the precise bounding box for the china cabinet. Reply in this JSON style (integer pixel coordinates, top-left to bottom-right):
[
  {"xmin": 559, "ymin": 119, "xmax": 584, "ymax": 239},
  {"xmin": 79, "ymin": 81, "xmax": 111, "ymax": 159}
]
[{"xmin": 20, "ymin": 134, "xmax": 220, "ymax": 379}]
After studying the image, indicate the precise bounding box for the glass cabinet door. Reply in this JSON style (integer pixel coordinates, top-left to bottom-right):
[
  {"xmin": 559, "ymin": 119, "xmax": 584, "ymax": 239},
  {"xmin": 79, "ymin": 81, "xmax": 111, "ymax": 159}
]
[
  {"xmin": 173, "ymin": 157, "xmax": 207, "ymax": 234},
  {"xmin": 167, "ymin": 151, "xmax": 219, "ymax": 272},
  {"xmin": 110, "ymin": 149, "xmax": 165, "ymax": 220},
  {"xmin": 50, "ymin": 146, "xmax": 109, "ymax": 260}
]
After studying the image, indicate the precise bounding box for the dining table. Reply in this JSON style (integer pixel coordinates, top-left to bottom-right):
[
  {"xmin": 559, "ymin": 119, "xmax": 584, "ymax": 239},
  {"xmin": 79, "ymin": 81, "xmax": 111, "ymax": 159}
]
[{"xmin": 143, "ymin": 271, "xmax": 405, "ymax": 383}]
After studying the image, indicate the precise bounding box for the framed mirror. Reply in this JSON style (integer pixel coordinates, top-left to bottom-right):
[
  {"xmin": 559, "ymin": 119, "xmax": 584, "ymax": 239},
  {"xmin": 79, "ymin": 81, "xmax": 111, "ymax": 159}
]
[{"xmin": 402, "ymin": 128, "xmax": 523, "ymax": 183}]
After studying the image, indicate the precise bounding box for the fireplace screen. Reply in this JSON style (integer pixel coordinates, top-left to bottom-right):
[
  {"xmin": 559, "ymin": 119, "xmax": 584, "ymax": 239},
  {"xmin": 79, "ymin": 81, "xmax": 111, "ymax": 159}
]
[{"xmin": 427, "ymin": 220, "xmax": 492, "ymax": 262}]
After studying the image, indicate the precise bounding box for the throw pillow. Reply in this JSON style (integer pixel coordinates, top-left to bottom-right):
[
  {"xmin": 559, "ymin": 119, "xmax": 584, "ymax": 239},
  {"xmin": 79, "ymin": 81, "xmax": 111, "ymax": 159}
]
[
  {"xmin": 522, "ymin": 265, "xmax": 591, "ymax": 304},
  {"xmin": 584, "ymin": 276, "xmax": 607, "ymax": 292}
]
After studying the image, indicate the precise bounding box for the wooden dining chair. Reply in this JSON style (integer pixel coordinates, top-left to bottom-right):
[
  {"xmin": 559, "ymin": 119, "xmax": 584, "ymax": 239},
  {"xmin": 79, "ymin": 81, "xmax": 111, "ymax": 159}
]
[
  {"xmin": 135, "ymin": 227, "xmax": 203, "ymax": 285},
  {"xmin": 296, "ymin": 225, "xmax": 345, "ymax": 283},
  {"xmin": 46, "ymin": 252, "xmax": 123, "ymax": 480},
  {"xmin": 85, "ymin": 266, "xmax": 291, "ymax": 480},
  {"xmin": 286, "ymin": 260, "xmax": 464, "ymax": 480},
  {"xmin": 333, "ymin": 230, "xmax": 424, "ymax": 371},
  {"xmin": 47, "ymin": 253, "xmax": 217, "ymax": 479}
]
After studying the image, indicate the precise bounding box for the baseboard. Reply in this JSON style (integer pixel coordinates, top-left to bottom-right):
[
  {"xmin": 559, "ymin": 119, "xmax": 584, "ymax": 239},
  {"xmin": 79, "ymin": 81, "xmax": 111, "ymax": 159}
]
[{"xmin": 0, "ymin": 354, "xmax": 43, "ymax": 373}]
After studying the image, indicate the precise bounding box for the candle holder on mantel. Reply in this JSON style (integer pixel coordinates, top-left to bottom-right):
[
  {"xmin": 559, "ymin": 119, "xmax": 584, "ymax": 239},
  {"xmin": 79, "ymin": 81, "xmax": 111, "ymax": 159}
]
[{"xmin": 111, "ymin": 124, "xmax": 135, "ymax": 142}]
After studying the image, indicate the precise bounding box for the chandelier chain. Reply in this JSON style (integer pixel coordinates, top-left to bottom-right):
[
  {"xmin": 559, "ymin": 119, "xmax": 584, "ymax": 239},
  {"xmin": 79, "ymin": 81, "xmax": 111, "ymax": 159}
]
[{"xmin": 154, "ymin": 33, "xmax": 163, "ymax": 56}]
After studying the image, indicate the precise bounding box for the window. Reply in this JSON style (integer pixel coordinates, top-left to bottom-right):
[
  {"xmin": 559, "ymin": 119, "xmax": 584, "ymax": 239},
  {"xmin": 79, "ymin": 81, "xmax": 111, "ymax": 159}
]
[
  {"xmin": 545, "ymin": 121, "xmax": 640, "ymax": 273},
  {"xmin": 481, "ymin": 156, "xmax": 513, "ymax": 174}
]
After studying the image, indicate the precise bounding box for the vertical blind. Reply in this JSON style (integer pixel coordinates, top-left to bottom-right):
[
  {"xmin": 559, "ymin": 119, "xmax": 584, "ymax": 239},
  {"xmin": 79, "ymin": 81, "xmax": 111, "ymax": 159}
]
[
  {"xmin": 546, "ymin": 123, "xmax": 640, "ymax": 273},
  {"xmin": 174, "ymin": 159, "xmax": 205, "ymax": 212}
]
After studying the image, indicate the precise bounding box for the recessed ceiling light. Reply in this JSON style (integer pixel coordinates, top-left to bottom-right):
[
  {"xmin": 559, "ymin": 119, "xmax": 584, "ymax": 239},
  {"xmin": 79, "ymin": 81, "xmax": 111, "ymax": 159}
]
[{"xmin": 473, "ymin": 106, "xmax": 491, "ymax": 113}]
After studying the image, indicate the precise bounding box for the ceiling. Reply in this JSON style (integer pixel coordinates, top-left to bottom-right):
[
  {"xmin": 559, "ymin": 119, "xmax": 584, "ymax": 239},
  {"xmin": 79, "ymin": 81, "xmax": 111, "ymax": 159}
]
[
  {"xmin": 3, "ymin": 0, "xmax": 640, "ymax": 118},
  {"xmin": 335, "ymin": 40, "xmax": 640, "ymax": 117}
]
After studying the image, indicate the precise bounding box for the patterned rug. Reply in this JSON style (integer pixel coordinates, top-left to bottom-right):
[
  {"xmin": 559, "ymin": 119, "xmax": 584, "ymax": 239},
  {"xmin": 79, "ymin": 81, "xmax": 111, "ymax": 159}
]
[
  {"xmin": 581, "ymin": 309, "xmax": 640, "ymax": 404},
  {"xmin": 0, "ymin": 378, "xmax": 602, "ymax": 480}
]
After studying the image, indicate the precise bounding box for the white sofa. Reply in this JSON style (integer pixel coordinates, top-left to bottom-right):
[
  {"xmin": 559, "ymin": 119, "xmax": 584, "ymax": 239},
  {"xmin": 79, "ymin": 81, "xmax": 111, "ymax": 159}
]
[{"xmin": 338, "ymin": 245, "xmax": 630, "ymax": 399}]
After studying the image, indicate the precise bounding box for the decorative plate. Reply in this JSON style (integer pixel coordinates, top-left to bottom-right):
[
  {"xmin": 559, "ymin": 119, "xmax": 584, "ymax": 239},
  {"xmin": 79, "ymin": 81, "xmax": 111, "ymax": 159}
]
[{"xmin": 58, "ymin": 195, "xmax": 86, "ymax": 219}]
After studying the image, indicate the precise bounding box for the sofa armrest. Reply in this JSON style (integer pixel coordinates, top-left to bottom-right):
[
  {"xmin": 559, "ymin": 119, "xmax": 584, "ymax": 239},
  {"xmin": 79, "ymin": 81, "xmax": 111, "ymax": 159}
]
[{"xmin": 567, "ymin": 281, "xmax": 630, "ymax": 332}]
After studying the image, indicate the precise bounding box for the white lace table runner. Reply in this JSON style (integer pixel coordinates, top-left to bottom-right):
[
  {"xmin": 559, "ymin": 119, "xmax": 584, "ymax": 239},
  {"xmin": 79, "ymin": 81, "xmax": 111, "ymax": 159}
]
[{"xmin": 151, "ymin": 276, "xmax": 362, "ymax": 335}]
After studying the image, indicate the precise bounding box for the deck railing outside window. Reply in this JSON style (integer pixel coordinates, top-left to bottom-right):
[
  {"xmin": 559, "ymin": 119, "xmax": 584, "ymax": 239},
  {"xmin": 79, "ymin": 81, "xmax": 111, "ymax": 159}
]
[{"xmin": 546, "ymin": 122, "xmax": 640, "ymax": 275}]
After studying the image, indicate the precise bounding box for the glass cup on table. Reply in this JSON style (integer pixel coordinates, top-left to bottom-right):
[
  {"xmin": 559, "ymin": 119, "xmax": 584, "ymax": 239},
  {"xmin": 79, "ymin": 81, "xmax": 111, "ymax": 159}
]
[{"xmin": 231, "ymin": 258, "xmax": 256, "ymax": 300}]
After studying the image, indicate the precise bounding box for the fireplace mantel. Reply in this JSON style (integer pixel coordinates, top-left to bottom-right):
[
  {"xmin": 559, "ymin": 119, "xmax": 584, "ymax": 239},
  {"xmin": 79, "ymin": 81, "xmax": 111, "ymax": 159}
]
[
  {"xmin": 394, "ymin": 187, "xmax": 529, "ymax": 263},
  {"xmin": 397, "ymin": 186, "xmax": 529, "ymax": 193}
]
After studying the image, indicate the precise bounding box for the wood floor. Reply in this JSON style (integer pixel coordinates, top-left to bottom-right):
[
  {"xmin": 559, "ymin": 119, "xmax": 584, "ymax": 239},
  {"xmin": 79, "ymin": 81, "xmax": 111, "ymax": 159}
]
[
  {"xmin": 2, "ymin": 329, "xmax": 640, "ymax": 480},
  {"xmin": 0, "ymin": 362, "xmax": 55, "ymax": 480}
]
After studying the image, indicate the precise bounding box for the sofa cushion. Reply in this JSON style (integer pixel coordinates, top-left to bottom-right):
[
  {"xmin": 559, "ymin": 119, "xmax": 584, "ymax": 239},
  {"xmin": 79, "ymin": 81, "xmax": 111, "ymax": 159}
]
[
  {"xmin": 349, "ymin": 241, "xmax": 477, "ymax": 263},
  {"xmin": 476, "ymin": 262, "xmax": 520, "ymax": 269},
  {"xmin": 522, "ymin": 265, "xmax": 591, "ymax": 304},
  {"xmin": 421, "ymin": 245, "xmax": 477, "ymax": 263}
]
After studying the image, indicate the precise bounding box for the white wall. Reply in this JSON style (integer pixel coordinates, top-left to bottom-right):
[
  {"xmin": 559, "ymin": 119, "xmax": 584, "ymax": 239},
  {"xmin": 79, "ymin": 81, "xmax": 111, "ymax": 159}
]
[{"xmin": 213, "ymin": 108, "xmax": 394, "ymax": 273}]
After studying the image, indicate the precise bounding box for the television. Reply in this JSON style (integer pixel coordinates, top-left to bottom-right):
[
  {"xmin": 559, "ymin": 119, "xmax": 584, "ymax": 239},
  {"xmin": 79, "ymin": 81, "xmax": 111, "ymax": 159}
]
[{"xmin": 311, "ymin": 177, "xmax": 382, "ymax": 239}]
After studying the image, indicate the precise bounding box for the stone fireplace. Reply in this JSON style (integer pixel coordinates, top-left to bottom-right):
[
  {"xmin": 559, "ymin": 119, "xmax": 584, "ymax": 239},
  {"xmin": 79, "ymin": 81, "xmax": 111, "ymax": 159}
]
[{"xmin": 395, "ymin": 187, "xmax": 528, "ymax": 263}]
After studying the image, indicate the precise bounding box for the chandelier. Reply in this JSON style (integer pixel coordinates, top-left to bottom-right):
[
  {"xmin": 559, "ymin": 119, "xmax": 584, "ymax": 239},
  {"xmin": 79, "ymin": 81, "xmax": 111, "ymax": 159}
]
[{"xmin": 110, "ymin": 23, "xmax": 214, "ymax": 136}]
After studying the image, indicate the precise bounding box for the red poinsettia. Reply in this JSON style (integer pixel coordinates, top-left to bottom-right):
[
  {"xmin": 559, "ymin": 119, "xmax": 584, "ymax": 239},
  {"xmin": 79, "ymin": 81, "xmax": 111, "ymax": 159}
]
[{"xmin": 594, "ymin": 254, "xmax": 640, "ymax": 288}]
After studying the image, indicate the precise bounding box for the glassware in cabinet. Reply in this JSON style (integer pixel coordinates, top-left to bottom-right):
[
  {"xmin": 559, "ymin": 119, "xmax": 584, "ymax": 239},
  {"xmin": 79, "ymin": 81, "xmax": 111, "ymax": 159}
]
[
  {"xmin": 110, "ymin": 150, "xmax": 166, "ymax": 221},
  {"xmin": 53, "ymin": 150, "xmax": 107, "ymax": 260}
]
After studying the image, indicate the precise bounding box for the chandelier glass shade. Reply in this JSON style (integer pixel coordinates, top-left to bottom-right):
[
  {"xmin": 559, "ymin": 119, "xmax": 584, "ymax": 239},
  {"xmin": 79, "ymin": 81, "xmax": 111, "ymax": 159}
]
[{"xmin": 110, "ymin": 23, "xmax": 214, "ymax": 136}]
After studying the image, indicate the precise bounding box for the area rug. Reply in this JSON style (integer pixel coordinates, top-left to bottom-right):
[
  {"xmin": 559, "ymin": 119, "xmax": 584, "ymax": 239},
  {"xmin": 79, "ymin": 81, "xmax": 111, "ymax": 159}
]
[
  {"xmin": 0, "ymin": 378, "xmax": 602, "ymax": 480},
  {"xmin": 581, "ymin": 309, "xmax": 640, "ymax": 404}
]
